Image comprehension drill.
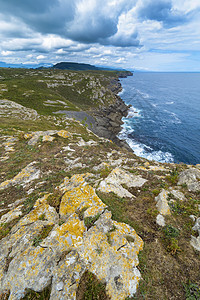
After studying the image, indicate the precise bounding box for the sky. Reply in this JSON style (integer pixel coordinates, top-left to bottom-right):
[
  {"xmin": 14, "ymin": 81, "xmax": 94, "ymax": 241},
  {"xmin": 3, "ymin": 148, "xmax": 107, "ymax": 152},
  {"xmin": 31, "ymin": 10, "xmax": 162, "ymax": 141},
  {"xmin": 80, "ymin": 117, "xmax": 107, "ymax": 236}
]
[{"xmin": 0, "ymin": 0, "xmax": 200, "ymax": 71}]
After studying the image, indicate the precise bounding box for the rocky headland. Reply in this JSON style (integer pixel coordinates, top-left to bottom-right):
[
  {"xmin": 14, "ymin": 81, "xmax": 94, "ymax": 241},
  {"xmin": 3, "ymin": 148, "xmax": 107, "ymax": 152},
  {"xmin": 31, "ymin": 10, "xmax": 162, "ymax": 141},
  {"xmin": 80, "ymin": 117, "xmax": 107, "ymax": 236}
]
[{"xmin": 0, "ymin": 67, "xmax": 199, "ymax": 300}]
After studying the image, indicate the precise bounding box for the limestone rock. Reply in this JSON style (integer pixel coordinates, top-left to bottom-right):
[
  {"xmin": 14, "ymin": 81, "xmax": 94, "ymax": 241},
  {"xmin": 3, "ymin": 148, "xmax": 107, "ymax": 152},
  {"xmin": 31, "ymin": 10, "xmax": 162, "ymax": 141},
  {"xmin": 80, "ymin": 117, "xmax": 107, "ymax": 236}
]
[
  {"xmin": 0, "ymin": 206, "xmax": 23, "ymax": 224},
  {"xmin": 190, "ymin": 218, "xmax": 200, "ymax": 251},
  {"xmin": 57, "ymin": 130, "xmax": 71, "ymax": 139},
  {"xmin": 155, "ymin": 190, "xmax": 171, "ymax": 215},
  {"xmin": 0, "ymin": 162, "xmax": 40, "ymax": 190},
  {"xmin": 169, "ymin": 189, "xmax": 186, "ymax": 201},
  {"xmin": 0, "ymin": 175, "xmax": 143, "ymax": 299},
  {"xmin": 24, "ymin": 130, "xmax": 57, "ymax": 145},
  {"xmin": 98, "ymin": 167, "xmax": 147, "ymax": 198},
  {"xmin": 178, "ymin": 168, "xmax": 200, "ymax": 192},
  {"xmin": 60, "ymin": 184, "xmax": 107, "ymax": 219},
  {"xmin": 156, "ymin": 214, "xmax": 165, "ymax": 227},
  {"xmin": 0, "ymin": 99, "xmax": 38, "ymax": 120}
]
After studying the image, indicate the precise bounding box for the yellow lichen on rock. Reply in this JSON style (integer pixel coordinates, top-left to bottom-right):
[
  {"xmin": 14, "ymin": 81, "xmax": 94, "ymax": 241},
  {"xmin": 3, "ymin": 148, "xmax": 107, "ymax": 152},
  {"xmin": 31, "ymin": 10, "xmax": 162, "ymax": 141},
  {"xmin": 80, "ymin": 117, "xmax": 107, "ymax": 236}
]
[
  {"xmin": 18, "ymin": 194, "xmax": 58, "ymax": 226},
  {"xmin": 24, "ymin": 133, "xmax": 33, "ymax": 139},
  {"xmin": 57, "ymin": 130, "xmax": 71, "ymax": 139},
  {"xmin": 42, "ymin": 135, "xmax": 55, "ymax": 142},
  {"xmin": 78, "ymin": 211, "xmax": 143, "ymax": 300},
  {"xmin": 60, "ymin": 184, "xmax": 106, "ymax": 217},
  {"xmin": 0, "ymin": 162, "xmax": 40, "ymax": 190},
  {"xmin": 0, "ymin": 173, "xmax": 143, "ymax": 300}
]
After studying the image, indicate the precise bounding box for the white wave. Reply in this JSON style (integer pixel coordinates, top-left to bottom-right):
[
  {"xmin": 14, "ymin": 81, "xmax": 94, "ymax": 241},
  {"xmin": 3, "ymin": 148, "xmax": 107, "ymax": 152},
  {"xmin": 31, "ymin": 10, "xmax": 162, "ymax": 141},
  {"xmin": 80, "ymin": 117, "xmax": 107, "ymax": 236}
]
[
  {"xmin": 127, "ymin": 106, "xmax": 142, "ymax": 118},
  {"xmin": 165, "ymin": 101, "xmax": 174, "ymax": 105},
  {"xmin": 164, "ymin": 110, "xmax": 181, "ymax": 124},
  {"xmin": 125, "ymin": 137, "xmax": 174, "ymax": 163},
  {"xmin": 135, "ymin": 89, "xmax": 150, "ymax": 99},
  {"xmin": 151, "ymin": 103, "xmax": 157, "ymax": 108},
  {"xmin": 118, "ymin": 123, "xmax": 174, "ymax": 163},
  {"xmin": 118, "ymin": 88, "xmax": 125, "ymax": 96}
]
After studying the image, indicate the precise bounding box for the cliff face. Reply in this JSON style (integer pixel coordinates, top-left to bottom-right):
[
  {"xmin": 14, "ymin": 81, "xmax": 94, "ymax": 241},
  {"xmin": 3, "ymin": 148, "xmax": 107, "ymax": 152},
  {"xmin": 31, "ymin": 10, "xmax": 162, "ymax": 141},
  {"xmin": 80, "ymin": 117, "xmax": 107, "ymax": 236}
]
[{"xmin": 0, "ymin": 68, "xmax": 200, "ymax": 300}]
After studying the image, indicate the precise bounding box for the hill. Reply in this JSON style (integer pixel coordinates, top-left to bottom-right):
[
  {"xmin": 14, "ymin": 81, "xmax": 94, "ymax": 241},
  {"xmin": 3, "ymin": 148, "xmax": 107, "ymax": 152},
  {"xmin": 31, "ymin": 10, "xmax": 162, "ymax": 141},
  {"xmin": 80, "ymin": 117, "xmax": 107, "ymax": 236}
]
[{"xmin": 53, "ymin": 62, "xmax": 100, "ymax": 71}]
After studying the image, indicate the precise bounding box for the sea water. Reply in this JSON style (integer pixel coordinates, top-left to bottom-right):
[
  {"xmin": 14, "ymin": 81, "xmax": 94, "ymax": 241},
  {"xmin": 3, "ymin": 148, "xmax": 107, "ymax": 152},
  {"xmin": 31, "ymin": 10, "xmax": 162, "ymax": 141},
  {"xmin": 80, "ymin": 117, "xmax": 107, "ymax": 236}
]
[{"xmin": 118, "ymin": 72, "xmax": 200, "ymax": 164}]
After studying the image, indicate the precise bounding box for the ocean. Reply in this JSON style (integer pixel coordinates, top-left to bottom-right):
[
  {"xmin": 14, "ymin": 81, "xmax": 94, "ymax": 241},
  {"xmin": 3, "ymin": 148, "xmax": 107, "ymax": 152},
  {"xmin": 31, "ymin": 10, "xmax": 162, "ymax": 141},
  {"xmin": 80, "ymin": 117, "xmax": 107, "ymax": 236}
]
[{"xmin": 118, "ymin": 72, "xmax": 200, "ymax": 165}]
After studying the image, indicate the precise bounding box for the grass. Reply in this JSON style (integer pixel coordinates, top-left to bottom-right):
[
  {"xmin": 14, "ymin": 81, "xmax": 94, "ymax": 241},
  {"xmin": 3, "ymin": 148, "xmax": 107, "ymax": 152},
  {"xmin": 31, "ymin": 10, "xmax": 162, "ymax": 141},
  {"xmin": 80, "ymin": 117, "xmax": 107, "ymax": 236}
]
[
  {"xmin": 76, "ymin": 271, "xmax": 110, "ymax": 300},
  {"xmin": 84, "ymin": 213, "xmax": 101, "ymax": 229},
  {"xmin": 0, "ymin": 217, "xmax": 21, "ymax": 241},
  {"xmin": 32, "ymin": 225, "xmax": 54, "ymax": 247},
  {"xmin": 183, "ymin": 282, "xmax": 200, "ymax": 300},
  {"xmin": 46, "ymin": 189, "xmax": 63, "ymax": 213},
  {"xmin": 21, "ymin": 284, "xmax": 52, "ymax": 300}
]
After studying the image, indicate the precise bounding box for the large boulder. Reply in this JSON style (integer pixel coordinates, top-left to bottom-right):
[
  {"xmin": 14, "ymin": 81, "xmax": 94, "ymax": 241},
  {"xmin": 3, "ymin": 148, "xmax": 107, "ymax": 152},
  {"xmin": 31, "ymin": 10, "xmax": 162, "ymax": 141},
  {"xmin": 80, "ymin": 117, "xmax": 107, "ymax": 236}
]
[{"xmin": 178, "ymin": 168, "xmax": 200, "ymax": 192}]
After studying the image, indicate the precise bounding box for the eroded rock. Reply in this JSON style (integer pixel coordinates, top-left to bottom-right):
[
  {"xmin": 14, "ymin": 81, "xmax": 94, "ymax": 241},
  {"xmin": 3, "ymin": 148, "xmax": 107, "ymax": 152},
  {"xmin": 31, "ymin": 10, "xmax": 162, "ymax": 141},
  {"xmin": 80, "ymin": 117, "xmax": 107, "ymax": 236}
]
[
  {"xmin": 0, "ymin": 175, "xmax": 143, "ymax": 299},
  {"xmin": 0, "ymin": 162, "xmax": 40, "ymax": 190},
  {"xmin": 98, "ymin": 167, "xmax": 147, "ymax": 198},
  {"xmin": 178, "ymin": 168, "xmax": 200, "ymax": 192},
  {"xmin": 155, "ymin": 190, "xmax": 171, "ymax": 216},
  {"xmin": 190, "ymin": 217, "xmax": 200, "ymax": 251}
]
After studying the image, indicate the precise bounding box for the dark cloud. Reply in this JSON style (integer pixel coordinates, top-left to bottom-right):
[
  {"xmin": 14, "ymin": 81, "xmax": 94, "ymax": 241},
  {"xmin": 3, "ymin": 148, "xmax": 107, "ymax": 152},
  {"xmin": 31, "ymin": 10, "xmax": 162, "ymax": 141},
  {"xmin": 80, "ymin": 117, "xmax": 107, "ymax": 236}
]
[
  {"xmin": 0, "ymin": 0, "xmax": 139, "ymax": 48},
  {"xmin": 102, "ymin": 31, "xmax": 140, "ymax": 47},
  {"xmin": 137, "ymin": 0, "xmax": 189, "ymax": 27},
  {"xmin": 0, "ymin": 0, "xmax": 75, "ymax": 35},
  {"xmin": 67, "ymin": 16, "xmax": 117, "ymax": 43}
]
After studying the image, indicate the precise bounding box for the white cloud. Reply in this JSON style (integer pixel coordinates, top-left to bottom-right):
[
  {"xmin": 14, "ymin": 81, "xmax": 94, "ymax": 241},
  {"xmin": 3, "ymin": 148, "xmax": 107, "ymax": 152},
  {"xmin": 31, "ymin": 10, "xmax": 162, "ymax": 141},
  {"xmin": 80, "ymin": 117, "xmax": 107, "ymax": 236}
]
[
  {"xmin": 36, "ymin": 55, "xmax": 45, "ymax": 60},
  {"xmin": 1, "ymin": 50, "xmax": 12, "ymax": 56}
]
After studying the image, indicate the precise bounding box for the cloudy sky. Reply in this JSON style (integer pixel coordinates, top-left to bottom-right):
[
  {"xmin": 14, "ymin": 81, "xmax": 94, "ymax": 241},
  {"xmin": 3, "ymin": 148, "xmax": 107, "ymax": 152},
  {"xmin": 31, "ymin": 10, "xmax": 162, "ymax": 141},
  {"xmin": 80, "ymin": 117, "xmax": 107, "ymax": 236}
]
[{"xmin": 0, "ymin": 0, "xmax": 200, "ymax": 71}]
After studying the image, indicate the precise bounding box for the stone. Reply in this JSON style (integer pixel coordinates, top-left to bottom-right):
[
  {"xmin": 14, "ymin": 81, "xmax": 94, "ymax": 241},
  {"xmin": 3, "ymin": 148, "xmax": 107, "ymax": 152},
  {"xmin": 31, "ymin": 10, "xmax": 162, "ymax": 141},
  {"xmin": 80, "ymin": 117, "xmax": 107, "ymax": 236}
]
[
  {"xmin": 0, "ymin": 162, "xmax": 40, "ymax": 190},
  {"xmin": 178, "ymin": 168, "xmax": 200, "ymax": 192},
  {"xmin": 57, "ymin": 130, "xmax": 71, "ymax": 139},
  {"xmin": 77, "ymin": 138, "xmax": 97, "ymax": 147},
  {"xmin": 0, "ymin": 175, "xmax": 143, "ymax": 299},
  {"xmin": 42, "ymin": 135, "xmax": 55, "ymax": 142},
  {"xmin": 156, "ymin": 214, "xmax": 165, "ymax": 227},
  {"xmin": 169, "ymin": 189, "xmax": 186, "ymax": 201},
  {"xmin": 190, "ymin": 218, "xmax": 200, "ymax": 251},
  {"xmin": 190, "ymin": 236, "xmax": 200, "ymax": 252},
  {"xmin": 60, "ymin": 184, "xmax": 107, "ymax": 219},
  {"xmin": 98, "ymin": 167, "xmax": 147, "ymax": 198},
  {"xmin": 155, "ymin": 190, "xmax": 171, "ymax": 215},
  {"xmin": 0, "ymin": 99, "xmax": 38, "ymax": 120},
  {"xmin": 0, "ymin": 206, "xmax": 23, "ymax": 224},
  {"xmin": 24, "ymin": 130, "xmax": 57, "ymax": 145}
]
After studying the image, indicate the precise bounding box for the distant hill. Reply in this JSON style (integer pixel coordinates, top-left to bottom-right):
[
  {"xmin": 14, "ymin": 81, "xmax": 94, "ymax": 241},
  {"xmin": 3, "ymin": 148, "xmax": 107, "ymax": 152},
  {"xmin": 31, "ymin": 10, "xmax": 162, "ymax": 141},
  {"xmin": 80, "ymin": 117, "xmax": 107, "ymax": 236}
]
[
  {"xmin": 53, "ymin": 62, "xmax": 100, "ymax": 71},
  {"xmin": 0, "ymin": 61, "xmax": 53, "ymax": 69}
]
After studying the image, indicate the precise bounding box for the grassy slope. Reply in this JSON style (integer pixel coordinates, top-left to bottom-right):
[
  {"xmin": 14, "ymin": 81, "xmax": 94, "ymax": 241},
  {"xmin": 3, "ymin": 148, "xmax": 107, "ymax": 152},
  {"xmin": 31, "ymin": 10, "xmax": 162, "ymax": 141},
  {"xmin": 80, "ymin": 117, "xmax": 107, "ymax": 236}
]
[{"xmin": 0, "ymin": 68, "xmax": 199, "ymax": 300}]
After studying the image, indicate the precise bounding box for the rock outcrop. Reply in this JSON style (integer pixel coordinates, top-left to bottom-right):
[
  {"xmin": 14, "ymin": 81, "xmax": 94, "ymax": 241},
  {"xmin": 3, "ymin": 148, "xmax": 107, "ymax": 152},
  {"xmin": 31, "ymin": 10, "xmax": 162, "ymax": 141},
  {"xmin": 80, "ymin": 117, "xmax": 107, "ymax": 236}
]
[
  {"xmin": 98, "ymin": 167, "xmax": 147, "ymax": 198},
  {"xmin": 92, "ymin": 97, "xmax": 131, "ymax": 149},
  {"xmin": 0, "ymin": 175, "xmax": 143, "ymax": 300}
]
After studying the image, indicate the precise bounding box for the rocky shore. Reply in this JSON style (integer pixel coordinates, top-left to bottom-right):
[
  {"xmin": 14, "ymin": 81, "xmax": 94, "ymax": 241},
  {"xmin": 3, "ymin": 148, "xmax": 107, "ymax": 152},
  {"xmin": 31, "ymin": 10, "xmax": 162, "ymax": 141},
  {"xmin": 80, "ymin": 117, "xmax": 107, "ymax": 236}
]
[{"xmin": 91, "ymin": 94, "xmax": 131, "ymax": 150}]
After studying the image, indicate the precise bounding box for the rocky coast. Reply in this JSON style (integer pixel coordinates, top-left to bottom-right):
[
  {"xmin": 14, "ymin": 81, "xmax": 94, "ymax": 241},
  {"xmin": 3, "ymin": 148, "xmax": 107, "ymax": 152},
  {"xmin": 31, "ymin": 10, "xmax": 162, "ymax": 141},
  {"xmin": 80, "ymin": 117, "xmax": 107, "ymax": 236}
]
[{"xmin": 0, "ymin": 67, "xmax": 199, "ymax": 299}]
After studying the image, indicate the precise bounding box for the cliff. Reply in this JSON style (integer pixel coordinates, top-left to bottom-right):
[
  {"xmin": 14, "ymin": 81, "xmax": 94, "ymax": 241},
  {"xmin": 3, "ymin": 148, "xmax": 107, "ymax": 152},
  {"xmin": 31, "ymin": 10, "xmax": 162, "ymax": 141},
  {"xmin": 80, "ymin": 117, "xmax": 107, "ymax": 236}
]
[{"xmin": 0, "ymin": 68, "xmax": 199, "ymax": 300}]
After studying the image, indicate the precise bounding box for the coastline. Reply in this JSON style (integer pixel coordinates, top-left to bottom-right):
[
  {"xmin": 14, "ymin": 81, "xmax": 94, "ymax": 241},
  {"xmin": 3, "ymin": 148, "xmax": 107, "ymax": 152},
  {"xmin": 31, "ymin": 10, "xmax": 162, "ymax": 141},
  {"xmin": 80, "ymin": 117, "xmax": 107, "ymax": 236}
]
[{"xmin": 59, "ymin": 72, "xmax": 133, "ymax": 151}]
